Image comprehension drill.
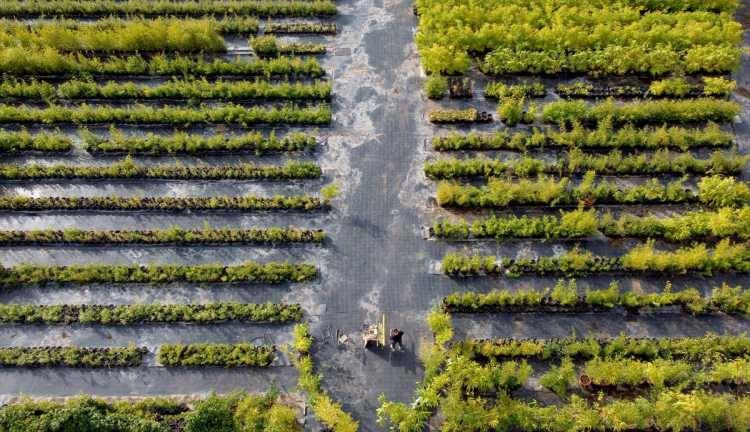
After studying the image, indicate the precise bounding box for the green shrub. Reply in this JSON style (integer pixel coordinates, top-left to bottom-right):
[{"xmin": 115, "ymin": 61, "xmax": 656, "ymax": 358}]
[
  {"xmin": 184, "ymin": 395, "xmax": 235, "ymax": 432},
  {"xmin": 423, "ymin": 75, "xmax": 448, "ymax": 99},
  {"xmin": 540, "ymin": 357, "xmax": 576, "ymax": 398}
]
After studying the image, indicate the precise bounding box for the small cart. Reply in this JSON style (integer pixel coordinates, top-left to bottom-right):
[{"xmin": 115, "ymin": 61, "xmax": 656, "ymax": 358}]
[{"xmin": 362, "ymin": 313, "xmax": 387, "ymax": 349}]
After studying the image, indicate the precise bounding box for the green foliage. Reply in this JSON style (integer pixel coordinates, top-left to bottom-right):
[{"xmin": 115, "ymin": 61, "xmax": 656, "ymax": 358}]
[
  {"xmin": 0, "ymin": 302, "xmax": 303, "ymax": 324},
  {"xmin": 184, "ymin": 395, "xmax": 236, "ymax": 432},
  {"xmin": 540, "ymin": 357, "xmax": 576, "ymax": 398},
  {"xmin": 0, "ymin": 49, "xmax": 325, "ymax": 77},
  {"xmin": 600, "ymin": 207, "xmax": 750, "ymax": 241},
  {"xmin": 0, "ymin": 226, "xmax": 326, "ymax": 245},
  {"xmin": 426, "ymin": 309, "xmax": 453, "ymax": 346},
  {"xmin": 0, "ymin": 261, "xmax": 318, "ymax": 286},
  {"xmin": 648, "ymin": 77, "xmax": 693, "ymax": 97},
  {"xmin": 0, "ymin": 128, "xmax": 71, "ymax": 153},
  {"xmin": 265, "ymin": 22, "xmax": 337, "ymax": 35},
  {"xmin": 428, "ymin": 108, "xmax": 478, "ymax": 123},
  {"xmin": 0, "ymin": 19, "xmax": 226, "ymax": 53},
  {"xmin": 0, "ymin": 78, "xmax": 332, "ymax": 101},
  {"xmin": 485, "ymin": 82, "xmax": 545, "ymax": 99},
  {"xmin": 433, "ymin": 122, "xmax": 732, "ymax": 151},
  {"xmin": 703, "ymin": 76, "xmax": 737, "ymax": 96},
  {"xmin": 0, "ymin": 345, "xmax": 146, "ymax": 367},
  {"xmin": 423, "ymin": 75, "xmax": 448, "ymax": 99},
  {"xmin": 542, "ymin": 98, "xmax": 740, "ymax": 127},
  {"xmin": 321, "ymin": 183, "xmax": 341, "ymax": 202},
  {"xmin": 435, "ymin": 174, "xmax": 747, "ymax": 209},
  {"xmin": 83, "ymin": 128, "xmax": 316, "ymax": 155},
  {"xmin": 250, "ymin": 35, "xmax": 325, "ymax": 57},
  {"xmin": 0, "ymin": 0, "xmax": 338, "ymax": 18},
  {"xmin": 424, "ymin": 149, "xmax": 747, "ymax": 178},
  {"xmin": 0, "ymin": 103, "xmax": 331, "ymax": 125},
  {"xmin": 0, "ymin": 195, "xmax": 324, "ymax": 212},
  {"xmin": 158, "ymin": 343, "xmax": 275, "ymax": 367},
  {"xmin": 443, "ymin": 280, "xmax": 750, "ymax": 314},
  {"xmin": 0, "ymin": 159, "xmax": 321, "ymax": 180},
  {"xmin": 497, "ymin": 98, "xmax": 527, "ymax": 126}
]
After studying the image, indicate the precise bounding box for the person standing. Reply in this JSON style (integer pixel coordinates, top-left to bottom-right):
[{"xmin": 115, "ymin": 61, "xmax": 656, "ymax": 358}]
[{"xmin": 390, "ymin": 328, "xmax": 404, "ymax": 351}]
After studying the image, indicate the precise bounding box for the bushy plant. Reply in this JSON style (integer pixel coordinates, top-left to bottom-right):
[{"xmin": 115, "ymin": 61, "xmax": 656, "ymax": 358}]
[{"xmin": 423, "ymin": 75, "xmax": 448, "ymax": 99}]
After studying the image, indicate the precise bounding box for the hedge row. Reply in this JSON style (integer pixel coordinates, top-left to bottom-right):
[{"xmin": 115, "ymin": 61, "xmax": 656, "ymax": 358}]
[
  {"xmin": 0, "ymin": 302, "xmax": 303, "ymax": 324},
  {"xmin": 0, "ymin": 19, "xmax": 227, "ymax": 53},
  {"xmin": 265, "ymin": 22, "xmax": 337, "ymax": 34},
  {"xmin": 442, "ymin": 239, "xmax": 750, "ymax": 277},
  {"xmin": 542, "ymin": 98, "xmax": 740, "ymax": 127},
  {"xmin": 0, "ymin": 103, "xmax": 332, "ymax": 125},
  {"xmin": 157, "ymin": 343, "xmax": 275, "ymax": 367},
  {"xmin": 557, "ymin": 77, "xmax": 737, "ymax": 99},
  {"xmin": 424, "ymin": 149, "xmax": 747, "ymax": 179},
  {"xmin": 0, "ymin": 159, "xmax": 321, "ymax": 180},
  {"xmin": 443, "ymin": 280, "xmax": 750, "ymax": 315},
  {"xmin": 0, "ymin": 195, "xmax": 325, "ymax": 211},
  {"xmin": 455, "ymin": 334, "xmax": 750, "ymax": 362},
  {"xmin": 83, "ymin": 129, "xmax": 316, "ymax": 155},
  {"xmin": 432, "ymin": 122, "xmax": 732, "ymax": 151},
  {"xmin": 20, "ymin": 16, "xmax": 262, "ymax": 35},
  {"xmin": 480, "ymin": 45, "xmax": 740, "ymax": 77},
  {"xmin": 0, "ymin": 261, "xmax": 318, "ymax": 286},
  {"xmin": 0, "ymin": 78, "xmax": 332, "ymax": 101},
  {"xmin": 0, "ymin": 0, "xmax": 338, "ymax": 18},
  {"xmin": 433, "ymin": 207, "xmax": 750, "ymax": 242},
  {"xmin": 0, "ymin": 226, "xmax": 326, "ymax": 245},
  {"xmin": 0, "ymin": 49, "xmax": 325, "ymax": 77},
  {"xmin": 0, "ymin": 345, "xmax": 146, "ymax": 367},
  {"xmin": 0, "ymin": 392, "xmax": 302, "ymax": 431},
  {"xmin": 251, "ymin": 36, "xmax": 326, "ymax": 56},
  {"xmin": 436, "ymin": 174, "xmax": 749, "ymax": 209},
  {"xmin": 0, "ymin": 129, "xmax": 72, "ymax": 153}
]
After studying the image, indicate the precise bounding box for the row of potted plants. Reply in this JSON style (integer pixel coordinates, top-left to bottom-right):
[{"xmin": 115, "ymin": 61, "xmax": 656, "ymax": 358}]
[
  {"xmin": 0, "ymin": 0, "xmax": 338, "ymax": 17},
  {"xmin": 433, "ymin": 206, "xmax": 750, "ymax": 242},
  {"xmin": 0, "ymin": 49, "xmax": 326, "ymax": 77},
  {"xmin": 557, "ymin": 76, "xmax": 736, "ymax": 99},
  {"xmin": 0, "ymin": 78, "xmax": 332, "ymax": 101},
  {"xmin": 432, "ymin": 121, "xmax": 733, "ymax": 151},
  {"xmin": 0, "ymin": 129, "xmax": 72, "ymax": 153},
  {"xmin": 0, "ymin": 195, "xmax": 325, "ymax": 212},
  {"xmin": 83, "ymin": 129, "xmax": 317, "ymax": 155},
  {"xmin": 428, "ymin": 108, "xmax": 492, "ymax": 124},
  {"xmin": 424, "ymin": 149, "xmax": 747, "ymax": 178},
  {"xmin": 265, "ymin": 22, "xmax": 337, "ymax": 34},
  {"xmin": 436, "ymin": 173, "xmax": 749, "ymax": 209},
  {"xmin": 442, "ymin": 239, "xmax": 750, "ymax": 277},
  {"xmin": 0, "ymin": 159, "xmax": 322, "ymax": 180},
  {"xmin": 0, "ymin": 345, "xmax": 146, "ymax": 367},
  {"xmin": 0, "ymin": 103, "xmax": 332, "ymax": 125},
  {"xmin": 18, "ymin": 15, "xmax": 262, "ymax": 35},
  {"xmin": 442, "ymin": 280, "xmax": 750, "ymax": 314},
  {"xmin": 0, "ymin": 226, "xmax": 326, "ymax": 245},
  {"xmin": 0, "ymin": 261, "xmax": 319, "ymax": 286},
  {"xmin": 0, "ymin": 302, "xmax": 303, "ymax": 324},
  {"xmin": 157, "ymin": 343, "xmax": 276, "ymax": 367},
  {"xmin": 250, "ymin": 35, "xmax": 326, "ymax": 57},
  {"xmin": 454, "ymin": 333, "xmax": 750, "ymax": 362}
]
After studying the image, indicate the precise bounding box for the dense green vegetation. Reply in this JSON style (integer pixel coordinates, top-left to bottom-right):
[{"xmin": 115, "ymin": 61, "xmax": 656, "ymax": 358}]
[
  {"xmin": 251, "ymin": 35, "xmax": 326, "ymax": 56},
  {"xmin": 425, "ymin": 150, "xmax": 746, "ymax": 178},
  {"xmin": 443, "ymin": 280, "xmax": 750, "ymax": 314},
  {"xmin": 265, "ymin": 22, "xmax": 337, "ymax": 34},
  {"xmin": 433, "ymin": 122, "xmax": 733, "ymax": 151},
  {"xmin": 0, "ymin": 159, "xmax": 322, "ymax": 180},
  {"xmin": 442, "ymin": 239, "xmax": 750, "ymax": 277},
  {"xmin": 433, "ymin": 207, "xmax": 750, "ymax": 241},
  {"xmin": 0, "ymin": 50, "xmax": 325, "ymax": 77},
  {"xmin": 0, "ymin": 129, "xmax": 71, "ymax": 153},
  {"xmin": 0, "ymin": 302, "xmax": 303, "ymax": 324},
  {"xmin": 0, "ymin": 0, "xmax": 338, "ymax": 18},
  {"xmin": 14, "ymin": 16, "xmax": 262, "ymax": 35},
  {"xmin": 0, "ymin": 19, "xmax": 226, "ymax": 52},
  {"xmin": 436, "ymin": 173, "xmax": 749, "ymax": 209},
  {"xmin": 0, "ymin": 261, "xmax": 318, "ymax": 286},
  {"xmin": 83, "ymin": 129, "xmax": 317, "ymax": 155},
  {"xmin": 0, "ymin": 103, "xmax": 332, "ymax": 125},
  {"xmin": 542, "ymin": 98, "xmax": 740, "ymax": 126},
  {"xmin": 0, "ymin": 226, "xmax": 326, "ymax": 245},
  {"xmin": 0, "ymin": 78, "xmax": 332, "ymax": 101},
  {"xmin": 292, "ymin": 323, "xmax": 359, "ymax": 432},
  {"xmin": 0, "ymin": 195, "xmax": 325, "ymax": 211},
  {"xmin": 456, "ymin": 334, "xmax": 750, "ymax": 362},
  {"xmin": 0, "ymin": 345, "xmax": 146, "ymax": 367},
  {"xmin": 556, "ymin": 77, "xmax": 737, "ymax": 99},
  {"xmin": 0, "ymin": 391, "xmax": 303, "ymax": 431},
  {"xmin": 158, "ymin": 343, "xmax": 275, "ymax": 367}
]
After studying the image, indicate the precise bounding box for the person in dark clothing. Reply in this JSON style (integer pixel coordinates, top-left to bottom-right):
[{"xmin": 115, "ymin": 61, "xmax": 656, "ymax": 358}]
[{"xmin": 390, "ymin": 328, "xmax": 404, "ymax": 351}]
